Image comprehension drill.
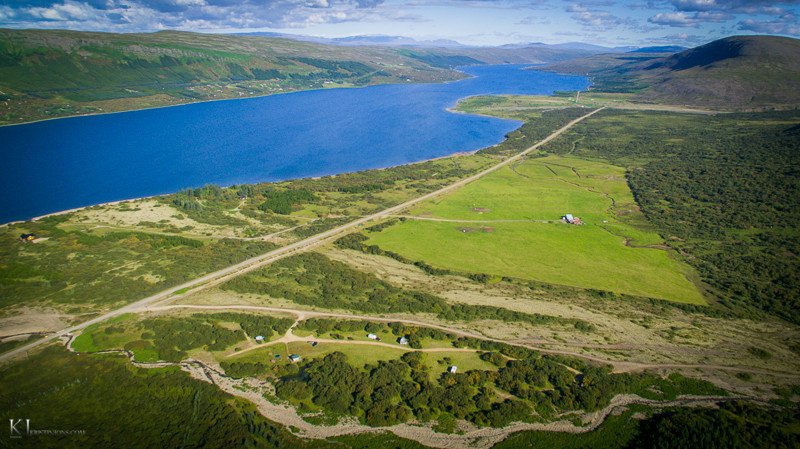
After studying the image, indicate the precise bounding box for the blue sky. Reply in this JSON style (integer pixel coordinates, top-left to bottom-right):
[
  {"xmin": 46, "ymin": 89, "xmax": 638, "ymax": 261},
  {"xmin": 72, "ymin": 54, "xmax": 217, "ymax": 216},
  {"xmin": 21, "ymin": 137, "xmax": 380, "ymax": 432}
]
[{"xmin": 1, "ymin": 0, "xmax": 798, "ymax": 46}]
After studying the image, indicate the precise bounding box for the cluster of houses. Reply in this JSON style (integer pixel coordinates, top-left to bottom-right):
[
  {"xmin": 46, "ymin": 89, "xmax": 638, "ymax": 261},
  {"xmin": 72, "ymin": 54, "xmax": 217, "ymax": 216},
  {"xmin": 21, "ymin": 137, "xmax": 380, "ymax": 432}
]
[
  {"xmin": 260, "ymin": 331, "xmax": 457, "ymax": 373},
  {"xmin": 369, "ymin": 333, "xmax": 411, "ymax": 346},
  {"xmin": 370, "ymin": 334, "xmax": 457, "ymax": 374}
]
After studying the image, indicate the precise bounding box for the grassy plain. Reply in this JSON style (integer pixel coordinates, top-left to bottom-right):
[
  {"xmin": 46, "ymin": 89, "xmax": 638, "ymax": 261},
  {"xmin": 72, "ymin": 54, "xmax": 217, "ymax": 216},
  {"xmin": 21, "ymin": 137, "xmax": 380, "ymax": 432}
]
[
  {"xmin": 231, "ymin": 341, "xmax": 410, "ymax": 368},
  {"xmin": 367, "ymin": 155, "xmax": 704, "ymax": 304},
  {"xmin": 0, "ymin": 152, "xmax": 496, "ymax": 334}
]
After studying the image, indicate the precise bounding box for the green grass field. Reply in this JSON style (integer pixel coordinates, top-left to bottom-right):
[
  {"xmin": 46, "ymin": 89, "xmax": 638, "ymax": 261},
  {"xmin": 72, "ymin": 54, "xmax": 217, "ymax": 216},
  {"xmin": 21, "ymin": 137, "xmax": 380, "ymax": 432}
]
[
  {"xmin": 368, "ymin": 155, "xmax": 705, "ymax": 304},
  {"xmin": 230, "ymin": 341, "xmax": 411, "ymax": 367}
]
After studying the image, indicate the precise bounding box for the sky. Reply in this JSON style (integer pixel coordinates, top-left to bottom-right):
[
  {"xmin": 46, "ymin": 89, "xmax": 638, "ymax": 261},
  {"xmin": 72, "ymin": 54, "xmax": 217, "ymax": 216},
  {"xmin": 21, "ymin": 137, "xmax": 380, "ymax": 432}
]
[{"xmin": 0, "ymin": 0, "xmax": 799, "ymax": 47}]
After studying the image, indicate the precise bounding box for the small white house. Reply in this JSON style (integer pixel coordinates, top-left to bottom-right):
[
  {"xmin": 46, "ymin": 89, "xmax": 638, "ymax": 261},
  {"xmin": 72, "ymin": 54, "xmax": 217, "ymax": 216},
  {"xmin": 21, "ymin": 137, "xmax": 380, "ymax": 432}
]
[
  {"xmin": 255, "ymin": 335, "xmax": 265, "ymax": 342},
  {"xmin": 288, "ymin": 354, "xmax": 302, "ymax": 362},
  {"xmin": 448, "ymin": 366, "xmax": 458, "ymax": 374},
  {"xmin": 398, "ymin": 337, "xmax": 409, "ymax": 345},
  {"xmin": 367, "ymin": 333, "xmax": 379, "ymax": 340}
]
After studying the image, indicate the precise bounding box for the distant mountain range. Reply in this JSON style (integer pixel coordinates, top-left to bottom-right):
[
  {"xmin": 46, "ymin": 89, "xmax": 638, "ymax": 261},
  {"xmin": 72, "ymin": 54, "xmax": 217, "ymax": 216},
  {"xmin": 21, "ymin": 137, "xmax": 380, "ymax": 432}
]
[
  {"xmin": 629, "ymin": 45, "xmax": 687, "ymax": 53},
  {"xmin": 237, "ymin": 32, "xmax": 466, "ymax": 48},
  {"xmin": 237, "ymin": 32, "xmax": 678, "ymax": 54}
]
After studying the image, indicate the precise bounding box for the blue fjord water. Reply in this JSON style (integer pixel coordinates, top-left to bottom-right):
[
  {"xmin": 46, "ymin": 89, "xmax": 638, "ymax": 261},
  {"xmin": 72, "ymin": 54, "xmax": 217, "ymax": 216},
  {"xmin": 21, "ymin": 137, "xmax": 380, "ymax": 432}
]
[{"xmin": 0, "ymin": 65, "xmax": 588, "ymax": 223}]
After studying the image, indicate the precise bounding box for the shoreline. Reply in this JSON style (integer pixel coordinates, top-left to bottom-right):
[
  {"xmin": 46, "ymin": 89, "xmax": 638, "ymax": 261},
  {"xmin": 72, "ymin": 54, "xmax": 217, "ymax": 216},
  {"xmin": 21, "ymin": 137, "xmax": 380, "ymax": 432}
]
[
  {"xmin": 0, "ymin": 148, "xmax": 488, "ymax": 228},
  {"xmin": 0, "ymin": 83, "xmax": 390, "ymax": 129},
  {"xmin": 0, "ymin": 65, "xmax": 568, "ymax": 226},
  {"xmin": 0, "ymin": 69, "xmax": 476, "ymax": 129}
]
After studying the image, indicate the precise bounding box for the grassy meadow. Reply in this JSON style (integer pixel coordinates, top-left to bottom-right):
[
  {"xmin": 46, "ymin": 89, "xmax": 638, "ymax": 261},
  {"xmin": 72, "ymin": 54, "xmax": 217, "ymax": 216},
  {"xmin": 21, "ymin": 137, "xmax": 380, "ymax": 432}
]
[{"xmin": 367, "ymin": 155, "xmax": 704, "ymax": 304}]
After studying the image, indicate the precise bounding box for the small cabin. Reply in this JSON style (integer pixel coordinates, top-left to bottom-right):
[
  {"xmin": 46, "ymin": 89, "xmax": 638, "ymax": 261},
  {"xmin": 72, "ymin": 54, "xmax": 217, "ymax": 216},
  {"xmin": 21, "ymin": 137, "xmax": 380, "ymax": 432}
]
[
  {"xmin": 448, "ymin": 366, "xmax": 458, "ymax": 374},
  {"xmin": 254, "ymin": 335, "xmax": 265, "ymax": 342},
  {"xmin": 563, "ymin": 214, "xmax": 582, "ymax": 225},
  {"xmin": 398, "ymin": 337, "xmax": 409, "ymax": 345},
  {"xmin": 288, "ymin": 354, "xmax": 302, "ymax": 363},
  {"xmin": 367, "ymin": 333, "xmax": 379, "ymax": 340},
  {"xmin": 19, "ymin": 233, "xmax": 36, "ymax": 242}
]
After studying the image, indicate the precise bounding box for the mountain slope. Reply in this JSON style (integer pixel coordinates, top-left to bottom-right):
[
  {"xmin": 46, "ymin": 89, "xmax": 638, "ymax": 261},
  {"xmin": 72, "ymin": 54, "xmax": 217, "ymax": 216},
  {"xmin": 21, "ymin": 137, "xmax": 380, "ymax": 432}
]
[
  {"xmin": 636, "ymin": 35, "xmax": 800, "ymax": 109},
  {"xmin": 541, "ymin": 35, "xmax": 800, "ymax": 110},
  {"xmin": 0, "ymin": 28, "xmax": 464, "ymax": 125}
]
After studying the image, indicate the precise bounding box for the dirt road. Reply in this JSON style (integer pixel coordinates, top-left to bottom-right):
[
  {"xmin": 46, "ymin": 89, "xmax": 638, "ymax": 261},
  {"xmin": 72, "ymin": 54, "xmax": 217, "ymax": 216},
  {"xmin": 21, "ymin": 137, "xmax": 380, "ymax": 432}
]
[
  {"xmin": 0, "ymin": 108, "xmax": 604, "ymax": 364},
  {"xmin": 146, "ymin": 304, "xmax": 800, "ymax": 380}
]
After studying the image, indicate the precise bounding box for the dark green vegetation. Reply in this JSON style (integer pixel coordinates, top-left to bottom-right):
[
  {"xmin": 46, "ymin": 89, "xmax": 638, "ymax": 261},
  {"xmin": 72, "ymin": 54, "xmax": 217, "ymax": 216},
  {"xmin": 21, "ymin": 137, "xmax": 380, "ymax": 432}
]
[
  {"xmin": 542, "ymin": 35, "xmax": 800, "ymax": 110},
  {"xmin": 72, "ymin": 313, "xmax": 294, "ymax": 362},
  {"xmin": 631, "ymin": 401, "xmax": 800, "ymax": 449},
  {"xmin": 0, "ymin": 214, "xmax": 276, "ymax": 311},
  {"xmin": 0, "ymin": 334, "xmax": 41, "ymax": 354},
  {"xmin": 496, "ymin": 401, "xmax": 800, "ymax": 449},
  {"xmin": 542, "ymin": 109, "xmax": 800, "ymax": 324},
  {"xmin": 0, "ymin": 28, "xmax": 464, "ymax": 125},
  {"xmin": 495, "ymin": 407, "xmax": 642, "ymax": 449},
  {"xmin": 0, "ymin": 344, "xmax": 789, "ymax": 448},
  {"xmin": 271, "ymin": 332, "xmax": 725, "ymax": 428},
  {"xmin": 0, "ymin": 345, "xmax": 429, "ymax": 449},
  {"xmin": 477, "ymin": 107, "xmax": 590, "ymax": 157},
  {"xmin": 396, "ymin": 50, "xmax": 482, "ymax": 69},
  {"xmin": 222, "ymin": 251, "xmax": 590, "ymax": 329},
  {"xmin": 258, "ymin": 189, "xmax": 317, "ymax": 215},
  {"xmin": 165, "ymin": 156, "xmax": 491, "ymax": 228}
]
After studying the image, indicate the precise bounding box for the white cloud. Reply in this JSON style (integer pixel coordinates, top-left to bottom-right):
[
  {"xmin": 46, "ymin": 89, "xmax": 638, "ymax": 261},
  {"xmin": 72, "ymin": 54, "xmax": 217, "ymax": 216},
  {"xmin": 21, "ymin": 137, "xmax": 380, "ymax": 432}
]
[
  {"xmin": 0, "ymin": 6, "xmax": 15, "ymax": 21},
  {"xmin": 738, "ymin": 17, "xmax": 800, "ymax": 35}
]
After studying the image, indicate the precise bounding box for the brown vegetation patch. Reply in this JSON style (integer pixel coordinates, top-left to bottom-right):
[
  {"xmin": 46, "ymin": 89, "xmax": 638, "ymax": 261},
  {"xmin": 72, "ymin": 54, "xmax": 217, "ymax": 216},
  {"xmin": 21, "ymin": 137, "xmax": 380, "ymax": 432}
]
[{"xmin": 458, "ymin": 226, "xmax": 494, "ymax": 234}]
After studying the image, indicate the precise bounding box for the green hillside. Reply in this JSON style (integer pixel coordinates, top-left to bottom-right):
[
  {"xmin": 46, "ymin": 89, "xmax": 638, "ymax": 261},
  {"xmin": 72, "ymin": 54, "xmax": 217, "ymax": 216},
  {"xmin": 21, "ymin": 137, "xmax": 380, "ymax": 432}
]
[
  {"xmin": 541, "ymin": 35, "xmax": 800, "ymax": 110},
  {"xmin": 0, "ymin": 28, "xmax": 464, "ymax": 125}
]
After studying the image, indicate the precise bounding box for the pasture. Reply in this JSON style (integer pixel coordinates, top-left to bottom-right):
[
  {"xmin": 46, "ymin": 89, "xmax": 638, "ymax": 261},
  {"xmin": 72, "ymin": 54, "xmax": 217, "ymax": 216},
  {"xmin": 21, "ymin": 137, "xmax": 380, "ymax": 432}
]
[{"xmin": 367, "ymin": 155, "xmax": 704, "ymax": 304}]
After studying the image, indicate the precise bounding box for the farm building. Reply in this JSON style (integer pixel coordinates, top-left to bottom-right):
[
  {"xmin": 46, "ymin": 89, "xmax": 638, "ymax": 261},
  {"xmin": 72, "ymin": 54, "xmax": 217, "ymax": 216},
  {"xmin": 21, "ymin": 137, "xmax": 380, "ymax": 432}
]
[
  {"xmin": 19, "ymin": 233, "xmax": 35, "ymax": 242},
  {"xmin": 563, "ymin": 214, "xmax": 582, "ymax": 225},
  {"xmin": 288, "ymin": 354, "xmax": 302, "ymax": 362},
  {"xmin": 448, "ymin": 366, "xmax": 458, "ymax": 374},
  {"xmin": 398, "ymin": 337, "xmax": 409, "ymax": 345},
  {"xmin": 254, "ymin": 335, "xmax": 265, "ymax": 342},
  {"xmin": 367, "ymin": 333, "xmax": 379, "ymax": 340}
]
